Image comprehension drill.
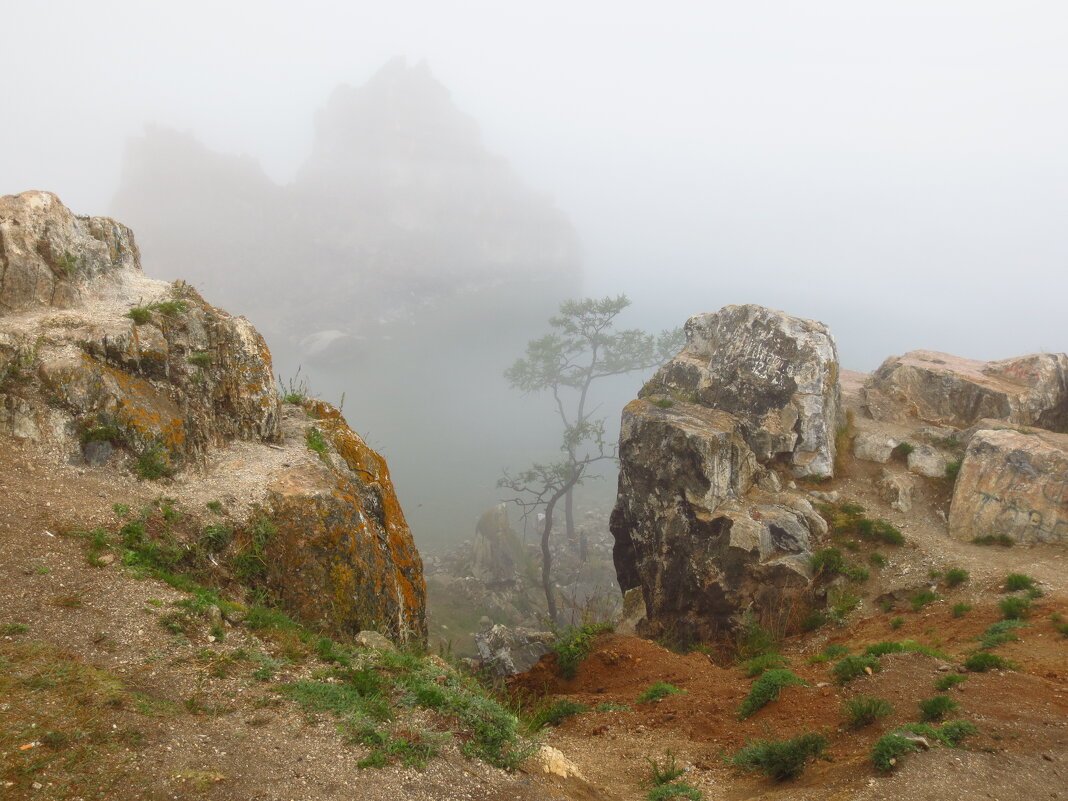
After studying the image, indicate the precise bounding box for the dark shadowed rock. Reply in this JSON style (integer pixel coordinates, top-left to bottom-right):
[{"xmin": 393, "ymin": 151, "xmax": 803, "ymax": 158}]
[
  {"xmin": 475, "ymin": 624, "xmax": 554, "ymax": 677},
  {"xmin": 948, "ymin": 427, "xmax": 1068, "ymax": 544},
  {"xmin": 863, "ymin": 350, "xmax": 1068, "ymax": 431}
]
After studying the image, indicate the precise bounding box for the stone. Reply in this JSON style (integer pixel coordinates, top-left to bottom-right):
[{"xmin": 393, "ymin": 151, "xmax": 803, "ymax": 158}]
[
  {"xmin": 81, "ymin": 440, "xmax": 113, "ymax": 466},
  {"xmin": 474, "ymin": 624, "xmax": 554, "ymax": 677},
  {"xmin": 355, "ymin": 630, "xmax": 395, "ymax": 651},
  {"xmin": 530, "ymin": 745, "xmax": 586, "ymax": 780},
  {"xmin": 948, "ymin": 428, "xmax": 1068, "ymax": 544},
  {"xmin": 876, "ymin": 469, "xmax": 914, "ymax": 513},
  {"xmin": 863, "ymin": 349, "xmax": 1068, "ymax": 431},
  {"xmin": 615, "ymin": 586, "xmax": 647, "ymax": 636},
  {"xmin": 852, "ymin": 431, "xmax": 898, "ymax": 463},
  {"xmin": 471, "ymin": 504, "xmax": 525, "ymax": 587},
  {"xmin": 643, "ymin": 304, "xmax": 843, "ymax": 478},
  {"xmin": 907, "ymin": 445, "xmax": 948, "ymax": 478}
]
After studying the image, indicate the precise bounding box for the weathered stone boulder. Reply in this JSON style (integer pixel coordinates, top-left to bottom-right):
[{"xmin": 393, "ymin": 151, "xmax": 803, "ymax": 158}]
[
  {"xmin": 642, "ymin": 304, "xmax": 843, "ymax": 478},
  {"xmin": 262, "ymin": 400, "xmax": 427, "ymax": 644},
  {"xmin": 863, "ymin": 350, "xmax": 1068, "ymax": 431},
  {"xmin": 907, "ymin": 444, "xmax": 948, "ymax": 478},
  {"xmin": 471, "ymin": 504, "xmax": 525, "ymax": 587},
  {"xmin": 853, "ymin": 431, "xmax": 898, "ymax": 463},
  {"xmin": 948, "ymin": 428, "xmax": 1068, "ymax": 544},
  {"xmin": 0, "ymin": 190, "xmax": 139, "ymax": 312},
  {"xmin": 474, "ymin": 624, "xmax": 554, "ymax": 677},
  {"xmin": 876, "ymin": 468, "xmax": 914, "ymax": 513},
  {"xmin": 611, "ymin": 396, "xmax": 820, "ymax": 642}
]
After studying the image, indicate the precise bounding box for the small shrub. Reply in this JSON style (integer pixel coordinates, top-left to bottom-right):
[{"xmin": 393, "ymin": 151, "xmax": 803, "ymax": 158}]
[
  {"xmin": 798, "ymin": 609, "xmax": 829, "ymax": 632},
  {"xmin": 187, "ymin": 352, "xmax": 212, "ymax": 368},
  {"xmin": 528, "ymin": 699, "xmax": 586, "ymax": 730},
  {"xmin": 829, "ymin": 588, "xmax": 860, "ymax": 623},
  {"xmin": 843, "ymin": 695, "xmax": 893, "ymax": 728},
  {"xmin": 871, "ymin": 734, "xmax": 920, "ymax": 772},
  {"xmin": 1003, "ymin": 573, "xmax": 1037, "ymax": 593},
  {"xmin": 823, "ymin": 644, "xmax": 849, "ymax": 659},
  {"xmin": 864, "ymin": 640, "xmax": 947, "ymax": 659},
  {"xmin": 846, "ymin": 566, "xmax": 870, "ymax": 582},
  {"xmin": 918, "ymin": 694, "xmax": 958, "ymax": 721},
  {"xmin": 873, "ymin": 520, "xmax": 905, "ymax": 546},
  {"xmin": 56, "ymin": 251, "xmax": 78, "ymax": 275},
  {"xmin": 832, "ymin": 654, "xmax": 881, "ymax": 684},
  {"xmin": 133, "ymin": 444, "xmax": 174, "ymax": 480},
  {"xmin": 809, "ymin": 548, "xmax": 846, "ymax": 577},
  {"xmin": 939, "ymin": 719, "xmax": 979, "ymax": 745},
  {"xmin": 978, "ymin": 619, "xmax": 1027, "ymax": 650},
  {"xmin": 934, "ymin": 674, "xmax": 967, "ymax": 692},
  {"xmin": 892, "ymin": 442, "xmax": 914, "ymax": 459},
  {"xmin": 206, "ymin": 500, "xmax": 223, "ymax": 514},
  {"xmin": 652, "ymin": 397, "xmax": 674, "ymax": 408},
  {"xmin": 200, "ymin": 524, "xmax": 232, "ymax": 551},
  {"xmin": 972, "ymin": 533, "xmax": 1013, "ymax": 547},
  {"xmin": 944, "ymin": 460, "xmax": 962, "ymax": 482},
  {"xmin": 151, "ymin": 300, "xmax": 188, "ymax": 317},
  {"xmin": 646, "ymin": 750, "xmax": 686, "ymax": 785},
  {"xmin": 278, "ymin": 368, "xmax": 310, "ymax": 404},
  {"xmin": 552, "ymin": 623, "xmax": 612, "ymax": 679},
  {"xmin": 964, "ymin": 652, "xmax": 1016, "ymax": 672},
  {"xmin": 840, "ymin": 502, "xmax": 865, "ymax": 515},
  {"xmin": 730, "ymin": 732, "xmax": 827, "ymax": 781},
  {"xmin": 638, "ymin": 682, "xmax": 686, "ymax": 704},
  {"xmin": 306, "ymin": 427, "xmax": 329, "ymax": 458},
  {"xmin": 889, "ymin": 617, "xmax": 904, "ymax": 630},
  {"xmin": 738, "ymin": 669, "xmax": 806, "ymax": 719},
  {"xmin": 999, "ymin": 596, "xmax": 1031, "ymax": 620},
  {"xmin": 944, "ymin": 567, "xmax": 969, "ymax": 587},
  {"xmin": 951, "ymin": 602, "xmax": 972, "ymax": 618},
  {"xmin": 127, "ymin": 306, "xmax": 151, "ymax": 324},
  {"xmin": 735, "ymin": 612, "xmax": 778, "ymax": 659},
  {"xmin": 741, "ymin": 653, "xmax": 787, "ymax": 677},
  {"xmin": 910, "ymin": 591, "xmax": 940, "ymax": 612}
]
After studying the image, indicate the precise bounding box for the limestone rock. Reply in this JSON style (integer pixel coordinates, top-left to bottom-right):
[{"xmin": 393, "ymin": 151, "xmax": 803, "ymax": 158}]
[
  {"xmin": 863, "ymin": 350, "xmax": 1068, "ymax": 431},
  {"xmin": 355, "ymin": 631, "xmax": 395, "ymax": 651},
  {"xmin": 852, "ymin": 432, "xmax": 898, "ymax": 463},
  {"xmin": 876, "ymin": 469, "xmax": 914, "ymax": 513},
  {"xmin": 948, "ymin": 428, "xmax": 1068, "ymax": 544},
  {"xmin": 474, "ymin": 624, "xmax": 554, "ymax": 677},
  {"xmin": 907, "ymin": 444, "xmax": 948, "ymax": 478},
  {"xmin": 644, "ymin": 304, "xmax": 843, "ymax": 477},
  {"xmin": 471, "ymin": 504, "xmax": 525, "ymax": 587},
  {"xmin": 263, "ymin": 400, "xmax": 427, "ymax": 645},
  {"xmin": 530, "ymin": 745, "xmax": 586, "ymax": 780},
  {"xmin": 0, "ymin": 190, "xmax": 139, "ymax": 312}
]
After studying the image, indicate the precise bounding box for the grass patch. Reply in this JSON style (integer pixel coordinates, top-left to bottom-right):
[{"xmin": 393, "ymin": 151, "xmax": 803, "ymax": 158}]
[
  {"xmin": 527, "ymin": 699, "xmax": 586, "ymax": 730},
  {"xmin": 918, "ymin": 694, "xmax": 958, "ymax": 721},
  {"xmin": 977, "ymin": 619, "xmax": 1027, "ymax": 650},
  {"xmin": 809, "ymin": 548, "xmax": 845, "ymax": 577},
  {"xmin": 944, "ymin": 567, "xmax": 969, "ymax": 587},
  {"xmin": 910, "ymin": 591, "xmax": 940, "ymax": 612},
  {"xmin": 832, "ymin": 654, "xmax": 881, "ymax": 684},
  {"xmin": 647, "ymin": 784, "xmax": 703, "ymax": 801},
  {"xmin": 952, "ymin": 602, "xmax": 973, "ymax": 618},
  {"xmin": 740, "ymin": 653, "xmax": 788, "ymax": 677},
  {"xmin": 187, "ymin": 352, "xmax": 212, "ymax": 368},
  {"xmin": 934, "ymin": 673, "xmax": 967, "ymax": 691},
  {"xmin": 305, "ymin": 427, "xmax": 329, "ymax": 458},
  {"xmin": 999, "ymin": 596, "xmax": 1031, "ymax": 620},
  {"xmin": 1003, "ymin": 573, "xmax": 1038, "ymax": 593},
  {"xmin": 738, "ymin": 670, "xmax": 806, "ymax": 719},
  {"xmin": 863, "ymin": 640, "xmax": 947, "ymax": 659},
  {"xmin": 552, "ymin": 623, "xmax": 612, "ymax": 679},
  {"xmin": 972, "ymin": 533, "xmax": 1013, "ymax": 547},
  {"xmin": 871, "ymin": 733, "xmax": 920, "ymax": 772},
  {"xmin": 637, "ymin": 682, "xmax": 686, "ymax": 704},
  {"xmin": 843, "ymin": 695, "xmax": 893, "ymax": 728},
  {"xmin": 964, "ymin": 652, "xmax": 1016, "ymax": 672},
  {"xmin": 133, "ymin": 444, "xmax": 174, "ymax": 480},
  {"xmin": 730, "ymin": 732, "xmax": 827, "ymax": 781}
]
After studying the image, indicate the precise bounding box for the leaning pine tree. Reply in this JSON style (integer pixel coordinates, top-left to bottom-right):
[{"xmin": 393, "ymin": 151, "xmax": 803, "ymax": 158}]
[{"xmin": 498, "ymin": 295, "xmax": 683, "ymax": 623}]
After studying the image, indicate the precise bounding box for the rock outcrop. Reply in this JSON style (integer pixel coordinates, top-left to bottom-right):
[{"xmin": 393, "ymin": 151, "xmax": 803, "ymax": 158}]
[
  {"xmin": 612, "ymin": 305, "xmax": 842, "ymax": 641},
  {"xmin": 471, "ymin": 504, "xmax": 525, "ymax": 587},
  {"xmin": 863, "ymin": 350, "xmax": 1068, "ymax": 432},
  {"xmin": 0, "ymin": 190, "xmax": 425, "ymax": 644},
  {"xmin": 948, "ymin": 427, "xmax": 1068, "ymax": 544},
  {"xmin": 642, "ymin": 304, "xmax": 842, "ymax": 478}
]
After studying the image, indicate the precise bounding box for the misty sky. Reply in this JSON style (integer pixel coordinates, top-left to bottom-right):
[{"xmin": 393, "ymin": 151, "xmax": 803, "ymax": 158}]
[{"xmin": 3, "ymin": 1, "xmax": 1066, "ymax": 369}]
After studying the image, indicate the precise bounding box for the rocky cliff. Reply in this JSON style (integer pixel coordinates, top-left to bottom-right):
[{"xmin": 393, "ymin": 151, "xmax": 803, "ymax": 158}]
[{"xmin": 0, "ymin": 190, "xmax": 425, "ymax": 643}]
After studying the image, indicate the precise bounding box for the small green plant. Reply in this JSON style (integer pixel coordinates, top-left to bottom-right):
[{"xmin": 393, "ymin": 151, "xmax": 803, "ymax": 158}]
[
  {"xmin": 1, "ymin": 622, "xmax": 29, "ymax": 636},
  {"xmin": 918, "ymin": 694, "xmax": 958, "ymax": 721},
  {"xmin": 999, "ymin": 596, "xmax": 1031, "ymax": 620},
  {"xmin": 934, "ymin": 673, "xmax": 967, "ymax": 691},
  {"xmin": 1053, "ymin": 614, "xmax": 1068, "ymax": 638},
  {"xmin": 740, "ymin": 653, "xmax": 788, "ymax": 677},
  {"xmin": 646, "ymin": 750, "xmax": 686, "ymax": 786},
  {"xmin": 552, "ymin": 623, "xmax": 613, "ymax": 679},
  {"xmin": 637, "ymin": 682, "xmax": 686, "ymax": 704},
  {"xmin": 977, "ymin": 619, "xmax": 1027, "ymax": 650},
  {"xmin": 944, "ymin": 460, "xmax": 962, "ymax": 482},
  {"xmin": 735, "ymin": 611, "xmax": 778, "ymax": 659},
  {"xmin": 133, "ymin": 444, "xmax": 174, "ymax": 480},
  {"xmin": 652, "ymin": 397, "xmax": 674, "ymax": 408},
  {"xmin": 206, "ymin": 500, "xmax": 223, "ymax": 514},
  {"xmin": 910, "ymin": 591, "xmax": 940, "ymax": 612},
  {"xmin": 952, "ymin": 602, "xmax": 972, "ymax": 618},
  {"xmin": 278, "ymin": 367, "xmax": 311, "ymax": 404},
  {"xmin": 823, "ymin": 644, "xmax": 849, "ymax": 659},
  {"xmin": 832, "ymin": 654, "xmax": 881, "ymax": 684},
  {"xmin": 944, "ymin": 567, "xmax": 969, "ymax": 587},
  {"xmin": 730, "ymin": 732, "xmax": 827, "ymax": 781},
  {"xmin": 843, "ymin": 695, "xmax": 893, "ymax": 728},
  {"xmin": 964, "ymin": 652, "xmax": 1016, "ymax": 672},
  {"xmin": 233, "ymin": 515, "xmax": 277, "ymax": 582},
  {"xmin": 81, "ymin": 424, "xmax": 122, "ymax": 444},
  {"xmin": 187, "ymin": 352, "xmax": 212, "ymax": 368},
  {"xmin": 647, "ymin": 784, "xmax": 703, "ymax": 801},
  {"xmin": 200, "ymin": 524, "xmax": 232, "ymax": 552},
  {"xmin": 798, "ymin": 609, "xmax": 829, "ymax": 632},
  {"xmin": 595, "ymin": 702, "xmax": 630, "ymax": 712},
  {"xmin": 809, "ymin": 548, "xmax": 846, "ymax": 577},
  {"xmin": 871, "ymin": 734, "xmax": 920, "ymax": 772},
  {"xmin": 938, "ymin": 719, "xmax": 979, "ymax": 745},
  {"xmin": 112, "ymin": 503, "xmax": 130, "ymax": 518},
  {"xmin": 892, "ymin": 442, "xmax": 914, "ymax": 459},
  {"xmin": 829, "ymin": 588, "xmax": 860, "ymax": 623},
  {"xmin": 972, "ymin": 533, "xmax": 1013, "ymax": 547},
  {"xmin": 55, "ymin": 251, "xmax": 78, "ymax": 275},
  {"xmin": 863, "ymin": 640, "xmax": 947, "ymax": 659},
  {"xmin": 1003, "ymin": 573, "xmax": 1038, "ymax": 593},
  {"xmin": 738, "ymin": 669, "xmax": 806, "ymax": 719},
  {"xmin": 306, "ymin": 427, "xmax": 329, "ymax": 458},
  {"xmin": 527, "ymin": 699, "xmax": 586, "ymax": 730},
  {"xmin": 889, "ymin": 617, "xmax": 904, "ymax": 630}
]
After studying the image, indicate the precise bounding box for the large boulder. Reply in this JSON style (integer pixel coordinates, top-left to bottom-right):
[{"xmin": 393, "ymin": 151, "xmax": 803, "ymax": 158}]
[
  {"xmin": 948, "ymin": 428, "xmax": 1068, "ymax": 544},
  {"xmin": 611, "ymin": 395, "xmax": 821, "ymax": 642},
  {"xmin": 863, "ymin": 350, "xmax": 1068, "ymax": 431},
  {"xmin": 642, "ymin": 304, "xmax": 843, "ymax": 477},
  {"xmin": 471, "ymin": 504, "xmax": 525, "ymax": 587},
  {"xmin": 474, "ymin": 624, "xmax": 554, "ymax": 677}
]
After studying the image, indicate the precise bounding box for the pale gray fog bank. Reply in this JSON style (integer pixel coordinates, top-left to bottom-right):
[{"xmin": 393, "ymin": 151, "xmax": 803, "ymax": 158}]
[{"xmin": 3, "ymin": 2, "xmax": 1065, "ymax": 548}]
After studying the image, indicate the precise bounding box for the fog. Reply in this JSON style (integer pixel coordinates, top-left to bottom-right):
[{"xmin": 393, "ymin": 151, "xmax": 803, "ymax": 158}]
[{"xmin": 3, "ymin": 1, "xmax": 1066, "ymax": 549}]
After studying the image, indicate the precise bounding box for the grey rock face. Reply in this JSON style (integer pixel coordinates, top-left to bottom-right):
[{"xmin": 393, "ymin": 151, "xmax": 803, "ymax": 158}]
[
  {"xmin": 645, "ymin": 304, "xmax": 843, "ymax": 478},
  {"xmin": 474, "ymin": 624, "xmax": 554, "ymax": 677},
  {"xmin": 907, "ymin": 444, "xmax": 948, "ymax": 478},
  {"xmin": 863, "ymin": 350, "xmax": 1068, "ymax": 431},
  {"xmin": 876, "ymin": 469, "xmax": 914, "ymax": 513},
  {"xmin": 471, "ymin": 504, "xmax": 524, "ymax": 587},
  {"xmin": 853, "ymin": 432, "xmax": 898, "ymax": 463},
  {"xmin": 948, "ymin": 428, "xmax": 1068, "ymax": 543}
]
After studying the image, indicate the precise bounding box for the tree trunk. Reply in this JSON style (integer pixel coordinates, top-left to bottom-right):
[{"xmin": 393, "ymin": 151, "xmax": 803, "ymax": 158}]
[
  {"xmin": 541, "ymin": 494, "xmax": 560, "ymax": 624},
  {"xmin": 564, "ymin": 487, "xmax": 576, "ymax": 544}
]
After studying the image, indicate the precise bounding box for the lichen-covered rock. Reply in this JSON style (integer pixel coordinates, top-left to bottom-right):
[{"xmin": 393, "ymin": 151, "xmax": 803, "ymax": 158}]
[
  {"xmin": 643, "ymin": 304, "xmax": 843, "ymax": 477},
  {"xmin": 471, "ymin": 504, "xmax": 525, "ymax": 587},
  {"xmin": 863, "ymin": 350, "xmax": 1068, "ymax": 431},
  {"xmin": 948, "ymin": 428, "xmax": 1068, "ymax": 544},
  {"xmin": 611, "ymin": 397, "xmax": 819, "ymax": 642},
  {"xmin": 876, "ymin": 468, "xmax": 914, "ymax": 513},
  {"xmin": 853, "ymin": 431, "xmax": 898, "ymax": 464},
  {"xmin": 0, "ymin": 190, "xmax": 140, "ymax": 312},
  {"xmin": 907, "ymin": 444, "xmax": 948, "ymax": 478},
  {"xmin": 474, "ymin": 624, "xmax": 554, "ymax": 677},
  {"xmin": 261, "ymin": 399, "xmax": 426, "ymax": 644}
]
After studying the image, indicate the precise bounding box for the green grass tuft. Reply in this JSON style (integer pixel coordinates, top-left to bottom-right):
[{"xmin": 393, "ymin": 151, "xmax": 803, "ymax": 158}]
[
  {"xmin": 842, "ymin": 695, "xmax": 893, "ymax": 728},
  {"xmin": 871, "ymin": 734, "xmax": 920, "ymax": 772},
  {"xmin": 730, "ymin": 732, "xmax": 827, "ymax": 781},
  {"xmin": 638, "ymin": 682, "xmax": 686, "ymax": 704},
  {"xmin": 738, "ymin": 670, "xmax": 806, "ymax": 719},
  {"xmin": 552, "ymin": 623, "xmax": 613, "ymax": 679},
  {"xmin": 918, "ymin": 694, "xmax": 958, "ymax": 721}
]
